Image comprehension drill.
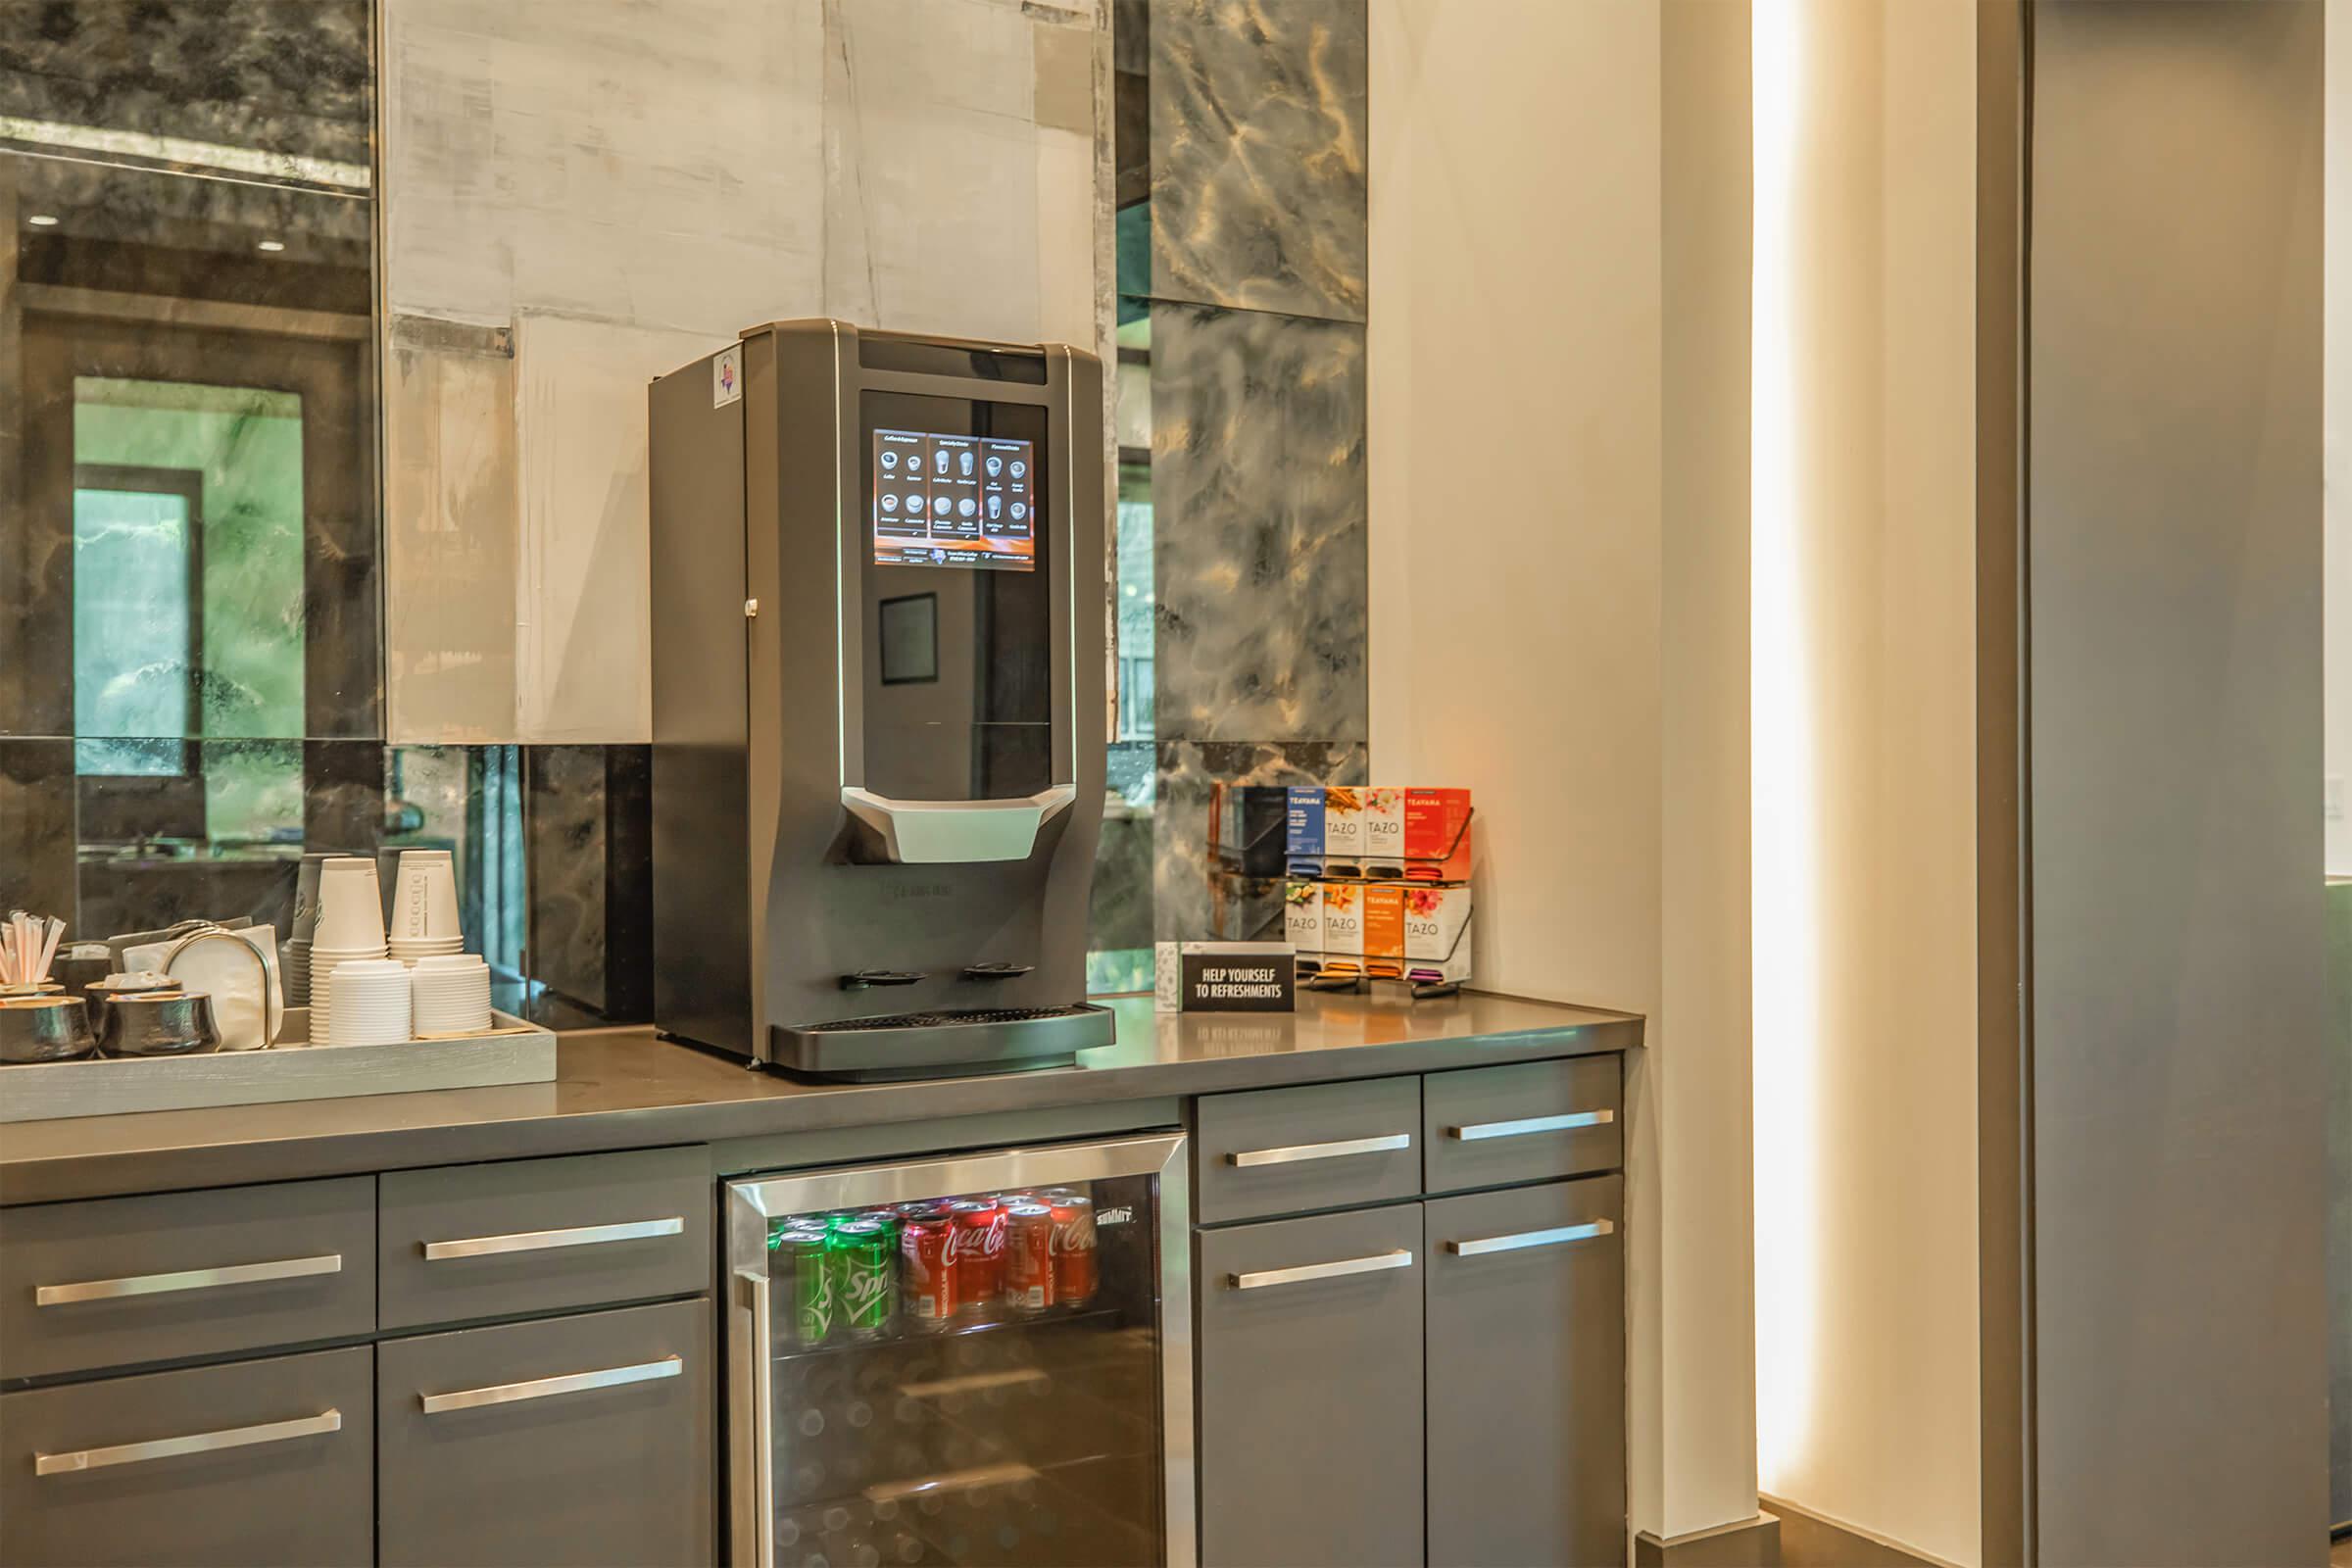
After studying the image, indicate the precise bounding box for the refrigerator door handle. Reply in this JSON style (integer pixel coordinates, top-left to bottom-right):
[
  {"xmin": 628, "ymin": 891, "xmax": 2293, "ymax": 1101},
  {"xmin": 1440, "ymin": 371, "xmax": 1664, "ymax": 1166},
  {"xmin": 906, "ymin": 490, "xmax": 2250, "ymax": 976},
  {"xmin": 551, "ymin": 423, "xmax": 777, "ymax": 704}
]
[{"xmin": 732, "ymin": 1267, "xmax": 776, "ymax": 1568}]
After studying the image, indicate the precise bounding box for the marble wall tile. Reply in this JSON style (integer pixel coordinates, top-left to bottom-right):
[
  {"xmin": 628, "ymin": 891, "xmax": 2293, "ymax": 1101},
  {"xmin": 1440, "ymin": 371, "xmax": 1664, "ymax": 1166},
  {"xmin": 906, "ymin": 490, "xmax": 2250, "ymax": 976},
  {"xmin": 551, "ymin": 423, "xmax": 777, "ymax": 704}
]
[
  {"xmin": 0, "ymin": 0, "xmax": 371, "ymax": 173},
  {"xmin": 1151, "ymin": 301, "xmax": 1367, "ymax": 743},
  {"xmin": 1148, "ymin": 0, "xmax": 1366, "ymax": 322},
  {"xmin": 1152, "ymin": 739, "xmax": 1365, "ymax": 942}
]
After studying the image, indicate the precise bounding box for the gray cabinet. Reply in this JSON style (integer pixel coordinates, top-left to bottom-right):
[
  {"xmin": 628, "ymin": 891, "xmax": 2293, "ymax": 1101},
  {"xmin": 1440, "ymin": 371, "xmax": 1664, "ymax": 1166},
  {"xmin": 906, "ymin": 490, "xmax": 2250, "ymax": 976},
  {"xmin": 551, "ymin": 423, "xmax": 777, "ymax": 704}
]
[
  {"xmin": 1194, "ymin": 1076, "xmax": 1422, "ymax": 1224},
  {"xmin": 1424, "ymin": 1177, "xmax": 1625, "ymax": 1568},
  {"xmin": 0, "ymin": 1345, "xmax": 372, "ymax": 1568},
  {"xmin": 375, "ymin": 1298, "xmax": 712, "ymax": 1568},
  {"xmin": 0, "ymin": 1176, "xmax": 375, "ymax": 1380},
  {"xmin": 377, "ymin": 1146, "xmax": 710, "ymax": 1330},
  {"xmin": 1421, "ymin": 1057, "xmax": 1620, "ymax": 1196},
  {"xmin": 1197, "ymin": 1205, "xmax": 1426, "ymax": 1568}
]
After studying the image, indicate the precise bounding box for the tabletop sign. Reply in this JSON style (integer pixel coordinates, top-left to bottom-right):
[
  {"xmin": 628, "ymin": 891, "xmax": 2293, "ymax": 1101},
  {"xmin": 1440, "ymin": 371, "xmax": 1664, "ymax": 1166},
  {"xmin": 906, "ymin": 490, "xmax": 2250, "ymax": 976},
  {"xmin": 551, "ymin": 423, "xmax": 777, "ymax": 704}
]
[{"xmin": 1179, "ymin": 942, "xmax": 1296, "ymax": 1012}]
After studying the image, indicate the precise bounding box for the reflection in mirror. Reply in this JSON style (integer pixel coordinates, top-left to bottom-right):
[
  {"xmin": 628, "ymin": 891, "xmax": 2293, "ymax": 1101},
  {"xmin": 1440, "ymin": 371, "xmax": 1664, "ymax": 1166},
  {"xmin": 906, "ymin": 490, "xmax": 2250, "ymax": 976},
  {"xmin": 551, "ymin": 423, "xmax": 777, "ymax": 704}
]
[{"xmin": 0, "ymin": 0, "xmax": 382, "ymax": 959}]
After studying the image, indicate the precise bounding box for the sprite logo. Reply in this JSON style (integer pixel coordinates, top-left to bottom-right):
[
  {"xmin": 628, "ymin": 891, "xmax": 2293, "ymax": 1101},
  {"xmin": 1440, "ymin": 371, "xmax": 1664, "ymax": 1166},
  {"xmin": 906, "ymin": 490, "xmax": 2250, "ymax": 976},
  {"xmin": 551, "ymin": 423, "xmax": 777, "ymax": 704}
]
[{"xmin": 844, "ymin": 1259, "xmax": 891, "ymax": 1322}]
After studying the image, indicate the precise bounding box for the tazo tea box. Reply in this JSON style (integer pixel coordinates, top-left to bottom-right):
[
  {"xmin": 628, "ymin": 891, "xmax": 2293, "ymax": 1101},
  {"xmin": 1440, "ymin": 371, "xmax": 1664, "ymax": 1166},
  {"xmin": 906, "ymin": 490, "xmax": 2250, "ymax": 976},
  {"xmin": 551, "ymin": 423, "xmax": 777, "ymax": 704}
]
[
  {"xmin": 1318, "ymin": 879, "xmax": 1364, "ymax": 972},
  {"xmin": 1362, "ymin": 787, "xmax": 1406, "ymax": 866},
  {"xmin": 1284, "ymin": 879, "xmax": 1323, "ymax": 956},
  {"xmin": 1402, "ymin": 884, "xmax": 1474, "ymax": 982},
  {"xmin": 1362, "ymin": 882, "xmax": 1406, "ymax": 979},
  {"xmin": 1402, "ymin": 788, "xmax": 1474, "ymax": 881},
  {"xmin": 1322, "ymin": 786, "xmax": 1366, "ymax": 863}
]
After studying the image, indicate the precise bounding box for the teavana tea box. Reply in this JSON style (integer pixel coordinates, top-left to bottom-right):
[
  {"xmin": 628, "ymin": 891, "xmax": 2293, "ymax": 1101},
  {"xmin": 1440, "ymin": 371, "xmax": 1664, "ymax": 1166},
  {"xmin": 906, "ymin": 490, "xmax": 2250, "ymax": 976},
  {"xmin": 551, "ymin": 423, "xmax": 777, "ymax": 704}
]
[
  {"xmin": 1284, "ymin": 787, "xmax": 1326, "ymax": 862},
  {"xmin": 1362, "ymin": 883, "xmax": 1406, "ymax": 978},
  {"xmin": 1319, "ymin": 880, "xmax": 1364, "ymax": 964},
  {"xmin": 1322, "ymin": 786, "xmax": 1366, "ymax": 860},
  {"xmin": 1284, "ymin": 879, "xmax": 1323, "ymax": 956},
  {"xmin": 1402, "ymin": 788, "xmax": 1473, "ymax": 881},
  {"xmin": 1362, "ymin": 787, "xmax": 1406, "ymax": 864}
]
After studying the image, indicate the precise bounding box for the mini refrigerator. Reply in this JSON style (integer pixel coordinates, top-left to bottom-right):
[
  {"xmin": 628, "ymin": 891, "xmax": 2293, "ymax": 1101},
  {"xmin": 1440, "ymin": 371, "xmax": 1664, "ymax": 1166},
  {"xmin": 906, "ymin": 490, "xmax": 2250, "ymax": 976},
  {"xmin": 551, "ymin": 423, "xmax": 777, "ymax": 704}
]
[{"xmin": 724, "ymin": 1136, "xmax": 1193, "ymax": 1568}]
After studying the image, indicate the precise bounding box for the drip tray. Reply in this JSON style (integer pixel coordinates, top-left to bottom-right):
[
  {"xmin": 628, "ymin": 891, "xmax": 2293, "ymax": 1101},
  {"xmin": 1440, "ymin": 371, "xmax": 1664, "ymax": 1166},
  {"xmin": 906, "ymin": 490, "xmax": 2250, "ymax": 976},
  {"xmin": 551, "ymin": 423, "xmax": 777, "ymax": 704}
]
[{"xmin": 770, "ymin": 1004, "xmax": 1114, "ymax": 1082}]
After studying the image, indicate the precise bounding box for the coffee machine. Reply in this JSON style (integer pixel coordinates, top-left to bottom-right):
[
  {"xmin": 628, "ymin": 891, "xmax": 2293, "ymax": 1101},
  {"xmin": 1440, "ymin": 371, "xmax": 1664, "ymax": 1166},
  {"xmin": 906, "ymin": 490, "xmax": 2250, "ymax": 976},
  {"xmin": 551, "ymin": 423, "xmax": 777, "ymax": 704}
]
[{"xmin": 648, "ymin": 320, "xmax": 1109, "ymax": 1078}]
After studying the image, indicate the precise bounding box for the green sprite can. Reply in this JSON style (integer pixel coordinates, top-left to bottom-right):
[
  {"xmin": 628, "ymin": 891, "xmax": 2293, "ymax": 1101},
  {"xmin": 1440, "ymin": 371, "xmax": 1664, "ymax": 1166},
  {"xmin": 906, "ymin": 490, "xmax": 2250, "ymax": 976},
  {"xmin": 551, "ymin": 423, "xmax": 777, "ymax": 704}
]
[
  {"xmin": 781, "ymin": 1222, "xmax": 837, "ymax": 1348},
  {"xmin": 832, "ymin": 1217, "xmax": 898, "ymax": 1340}
]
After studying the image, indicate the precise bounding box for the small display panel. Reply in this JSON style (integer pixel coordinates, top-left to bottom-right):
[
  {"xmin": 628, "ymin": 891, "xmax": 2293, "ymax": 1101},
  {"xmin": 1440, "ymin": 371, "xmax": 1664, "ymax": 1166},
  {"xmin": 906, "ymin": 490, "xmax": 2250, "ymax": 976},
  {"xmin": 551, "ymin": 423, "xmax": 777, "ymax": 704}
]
[{"xmin": 871, "ymin": 428, "xmax": 1037, "ymax": 571}]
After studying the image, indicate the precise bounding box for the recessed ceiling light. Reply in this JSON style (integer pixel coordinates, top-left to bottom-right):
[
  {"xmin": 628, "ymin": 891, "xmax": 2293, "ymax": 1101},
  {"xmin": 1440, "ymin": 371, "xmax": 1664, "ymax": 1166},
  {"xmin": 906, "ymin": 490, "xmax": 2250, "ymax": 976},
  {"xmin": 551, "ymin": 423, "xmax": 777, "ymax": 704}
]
[
  {"xmin": 26, "ymin": 214, "xmax": 58, "ymax": 226},
  {"xmin": 256, "ymin": 239, "xmax": 285, "ymax": 253}
]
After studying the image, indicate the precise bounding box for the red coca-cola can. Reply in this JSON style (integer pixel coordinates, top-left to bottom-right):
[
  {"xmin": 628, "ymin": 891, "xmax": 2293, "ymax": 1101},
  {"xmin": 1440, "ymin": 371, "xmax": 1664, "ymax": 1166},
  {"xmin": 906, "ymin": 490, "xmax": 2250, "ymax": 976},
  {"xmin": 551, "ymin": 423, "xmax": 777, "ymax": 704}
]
[
  {"xmin": 946, "ymin": 1199, "xmax": 1006, "ymax": 1314},
  {"xmin": 898, "ymin": 1203, "xmax": 958, "ymax": 1327},
  {"xmin": 1004, "ymin": 1201, "xmax": 1055, "ymax": 1313},
  {"xmin": 1049, "ymin": 1194, "xmax": 1098, "ymax": 1306}
]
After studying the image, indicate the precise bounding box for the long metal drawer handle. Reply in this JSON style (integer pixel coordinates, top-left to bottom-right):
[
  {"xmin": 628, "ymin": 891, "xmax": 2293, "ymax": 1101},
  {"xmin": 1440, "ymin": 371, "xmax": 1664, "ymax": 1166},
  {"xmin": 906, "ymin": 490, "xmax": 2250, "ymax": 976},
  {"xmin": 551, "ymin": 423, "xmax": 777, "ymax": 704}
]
[
  {"xmin": 419, "ymin": 1354, "xmax": 682, "ymax": 1414},
  {"xmin": 422, "ymin": 1216, "xmax": 684, "ymax": 1261},
  {"xmin": 35, "ymin": 1252, "xmax": 343, "ymax": 1307},
  {"xmin": 1226, "ymin": 1133, "xmax": 1411, "ymax": 1168},
  {"xmin": 1230, "ymin": 1249, "xmax": 1414, "ymax": 1291},
  {"xmin": 35, "ymin": 1409, "xmax": 341, "ymax": 1477},
  {"xmin": 1446, "ymin": 1219, "xmax": 1616, "ymax": 1257},
  {"xmin": 1448, "ymin": 1109, "xmax": 1615, "ymax": 1142}
]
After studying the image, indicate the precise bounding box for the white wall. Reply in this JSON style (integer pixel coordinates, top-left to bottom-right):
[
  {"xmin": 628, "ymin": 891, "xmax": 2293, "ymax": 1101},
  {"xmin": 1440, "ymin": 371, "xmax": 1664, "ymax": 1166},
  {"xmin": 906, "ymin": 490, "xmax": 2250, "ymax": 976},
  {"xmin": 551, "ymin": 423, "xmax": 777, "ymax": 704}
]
[
  {"xmin": 2328, "ymin": 0, "xmax": 2352, "ymax": 877},
  {"xmin": 1749, "ymin": 1, "xmax": 1981, "ymax": 1563},
  {"xmin": 1368, "ymin": 0, "xmax": 1760, "ymax": 1544},
  {"xmin": 379, "ymin": 0, "xmax": 1109, "ymax": 743}
]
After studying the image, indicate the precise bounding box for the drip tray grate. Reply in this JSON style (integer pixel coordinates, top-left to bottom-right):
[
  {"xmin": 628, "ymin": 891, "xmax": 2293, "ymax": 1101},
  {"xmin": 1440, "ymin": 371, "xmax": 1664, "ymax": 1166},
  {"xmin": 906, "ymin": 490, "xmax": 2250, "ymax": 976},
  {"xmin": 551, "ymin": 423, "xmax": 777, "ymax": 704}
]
[{"xmin": 772, "ymin": 1003, "xmax": 1114, "ymax": 1082}]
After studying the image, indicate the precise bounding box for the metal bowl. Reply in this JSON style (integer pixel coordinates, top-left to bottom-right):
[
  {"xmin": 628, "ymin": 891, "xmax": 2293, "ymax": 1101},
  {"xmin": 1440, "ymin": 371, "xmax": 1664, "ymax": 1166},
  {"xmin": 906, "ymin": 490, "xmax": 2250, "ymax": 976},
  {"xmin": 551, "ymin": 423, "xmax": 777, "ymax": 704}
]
[
  {"xmin": 97, "ymin": 990, "xmax": 220, "ymax": 1058},
  {"xmin": 0, "ymin": 997, "xmax": 99, "ymax": 1065}
]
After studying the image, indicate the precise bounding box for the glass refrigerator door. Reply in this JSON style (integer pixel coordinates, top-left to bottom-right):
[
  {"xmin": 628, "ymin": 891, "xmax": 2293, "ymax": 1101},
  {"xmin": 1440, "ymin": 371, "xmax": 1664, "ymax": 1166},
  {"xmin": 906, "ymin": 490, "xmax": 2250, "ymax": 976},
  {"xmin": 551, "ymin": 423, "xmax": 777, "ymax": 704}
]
[{"xmin": 727, "ymin": 1135, "xmax": 1191, "ymax": 1568}]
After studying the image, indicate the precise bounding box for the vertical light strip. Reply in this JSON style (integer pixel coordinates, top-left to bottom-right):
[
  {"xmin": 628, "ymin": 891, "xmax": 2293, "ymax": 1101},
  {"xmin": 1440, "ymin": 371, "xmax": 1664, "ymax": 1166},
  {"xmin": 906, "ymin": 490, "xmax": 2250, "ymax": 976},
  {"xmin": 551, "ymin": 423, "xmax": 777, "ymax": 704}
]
[{"xmin": 1751, "ymin": 0, "xmax": 1819, "ymax": 1491}]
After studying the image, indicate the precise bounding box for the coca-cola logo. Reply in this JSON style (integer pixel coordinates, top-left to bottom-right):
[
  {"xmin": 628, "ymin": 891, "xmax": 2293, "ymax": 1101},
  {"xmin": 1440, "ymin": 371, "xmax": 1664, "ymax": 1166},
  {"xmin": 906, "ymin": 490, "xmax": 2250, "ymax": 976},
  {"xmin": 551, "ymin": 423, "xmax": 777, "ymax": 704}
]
[
  {"xmin": 1049, "ymin": 1217, "xmax": 1096, "ymax": 1255},
  {"xmin": 945, "ymin": 1222, "xmax": 1004, "ymax": 1262}
]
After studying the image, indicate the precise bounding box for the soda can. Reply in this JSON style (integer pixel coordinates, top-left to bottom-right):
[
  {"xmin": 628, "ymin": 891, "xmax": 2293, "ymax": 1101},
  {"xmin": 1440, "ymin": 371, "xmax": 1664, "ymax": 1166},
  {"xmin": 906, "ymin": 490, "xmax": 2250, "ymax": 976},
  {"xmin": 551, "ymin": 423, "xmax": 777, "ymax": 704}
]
[
  {"xmin": 1049, "ymin": 1193, "xmax": 1098, "ymax": 1306},
  {"xmin": 1004, "ymin": 1201, "xmax": 1055, "ymax": 1313},
  {"xmin": 782, "ymin": 1223, "xmax": 836, "ymax": 1348},
  {"xmin": 947, "ymin": 1199, "xmax": 1006, "ymax": 1315},
  {"xmin": 833, "ymin": 1217, "xmax": 898, "ymax": 1340},
  {"xmin": 899, "ymin": 1206, "xmax": 959, "ymax": 1328}
]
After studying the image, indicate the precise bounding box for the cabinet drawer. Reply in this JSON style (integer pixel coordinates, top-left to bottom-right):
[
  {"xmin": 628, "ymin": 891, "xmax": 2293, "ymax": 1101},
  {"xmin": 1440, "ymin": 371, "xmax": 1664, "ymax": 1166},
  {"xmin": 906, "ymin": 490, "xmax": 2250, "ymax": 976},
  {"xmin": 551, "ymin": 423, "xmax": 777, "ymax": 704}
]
[
  {"xmin": 0, "ymin": 1345, "xmax": 372, "ymax": 1568},
  {"xmin": 1421, "ymin": 1056, "xmax": 1621, "ymax": 1194},
  {"xmin": 1194, "ymin": 1075, "xmax": 1422, "ymax": 1224},
  {"xmin": 1425, "ymin": 1177, "xmax": 1625, "ymax": 1567},
  {"xmin": 1198, "ymin": 1205, "xmax": 1425, "ymax": 1568},
  {"xmin": 0, "ymin": 1177, "xmax": 375, "ymax": 1380},
  {"xmin": 376, "ymin": 1298, "xmax": 711, "ymax": 1568},
  {"xmin": 377, "ymin": 1146, "xmax": 710, "ymax": 1329}
]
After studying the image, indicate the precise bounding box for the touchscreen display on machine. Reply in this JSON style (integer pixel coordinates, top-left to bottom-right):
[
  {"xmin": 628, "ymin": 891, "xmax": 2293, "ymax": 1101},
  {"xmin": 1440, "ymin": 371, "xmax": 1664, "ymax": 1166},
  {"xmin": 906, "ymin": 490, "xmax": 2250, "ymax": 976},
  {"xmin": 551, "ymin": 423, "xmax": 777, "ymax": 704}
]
[{"xmin": 871, "ymin": 427, "xmax": 1037, "ymax": 570}]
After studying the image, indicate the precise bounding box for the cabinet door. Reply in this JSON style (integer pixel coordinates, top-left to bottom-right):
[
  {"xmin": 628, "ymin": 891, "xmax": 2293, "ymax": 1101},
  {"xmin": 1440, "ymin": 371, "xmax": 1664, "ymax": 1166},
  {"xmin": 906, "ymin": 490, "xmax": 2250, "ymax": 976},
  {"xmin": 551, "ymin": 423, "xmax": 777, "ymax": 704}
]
[
  {"xmin": 376, "ymin": 1298, "xmax": 712, "ymax": 1568},
  {"xmin": 0, "ymin": 1346, "xmax": 372, "ymax": 1568},
  {"xmin": 1424, "ymin": 1177, "xmax": 1624, "ymax": 1568},
  {"xmin": 1198, "ymin": 1205, "xmax": 1425, "ymax": 1568}
]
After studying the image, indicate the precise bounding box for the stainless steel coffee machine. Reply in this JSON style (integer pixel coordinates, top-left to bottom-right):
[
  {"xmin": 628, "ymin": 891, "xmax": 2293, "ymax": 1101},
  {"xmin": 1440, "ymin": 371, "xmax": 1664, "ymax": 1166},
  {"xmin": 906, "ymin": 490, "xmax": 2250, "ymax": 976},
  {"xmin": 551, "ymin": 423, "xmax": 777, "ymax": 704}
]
[{"xmin": 648, "ymin": 320, "xmax": 1108, "ymax": 1078}]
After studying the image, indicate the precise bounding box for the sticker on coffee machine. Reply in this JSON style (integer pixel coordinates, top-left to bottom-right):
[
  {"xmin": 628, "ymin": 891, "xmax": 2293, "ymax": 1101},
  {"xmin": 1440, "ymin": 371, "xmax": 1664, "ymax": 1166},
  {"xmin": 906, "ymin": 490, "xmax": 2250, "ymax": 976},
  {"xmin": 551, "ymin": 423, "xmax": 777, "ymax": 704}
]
[{"xmin": 712, "ymin": 345, "xmax": 743, "ymax": 408}]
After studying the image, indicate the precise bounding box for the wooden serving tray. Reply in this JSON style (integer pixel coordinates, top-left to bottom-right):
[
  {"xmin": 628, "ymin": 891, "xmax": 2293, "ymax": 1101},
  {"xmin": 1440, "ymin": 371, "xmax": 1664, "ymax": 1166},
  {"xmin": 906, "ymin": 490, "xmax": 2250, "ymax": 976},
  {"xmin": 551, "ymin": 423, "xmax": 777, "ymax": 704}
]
[{"xmin": 0, "ymin": 1006, "xmax": 556, "ymax": 1123}]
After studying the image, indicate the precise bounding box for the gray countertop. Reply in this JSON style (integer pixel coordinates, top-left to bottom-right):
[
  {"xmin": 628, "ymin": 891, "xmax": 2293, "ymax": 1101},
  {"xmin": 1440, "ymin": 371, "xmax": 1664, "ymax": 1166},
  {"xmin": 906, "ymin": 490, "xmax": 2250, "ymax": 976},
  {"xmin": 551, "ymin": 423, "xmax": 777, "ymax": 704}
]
[{"xmin": 0, "ymin": 991, "xmax": 1641, "ymax": 1205}]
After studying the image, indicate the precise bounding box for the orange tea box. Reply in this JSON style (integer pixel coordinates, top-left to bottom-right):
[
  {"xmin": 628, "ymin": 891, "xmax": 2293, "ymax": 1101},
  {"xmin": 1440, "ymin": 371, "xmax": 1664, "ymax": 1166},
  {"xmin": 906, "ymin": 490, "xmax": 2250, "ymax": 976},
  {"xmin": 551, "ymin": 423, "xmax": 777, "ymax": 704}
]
[
  {"xmin": 1319, "ymin": 879, "xmax": 1364, "ymax": 972},
  {"xmin": 1363, "ymin": 883, "xmax": 1407, "ymax": 978},
  {"xmin": 1402, "ymin": 788, "xmax": 1473, "ymax": 881}
]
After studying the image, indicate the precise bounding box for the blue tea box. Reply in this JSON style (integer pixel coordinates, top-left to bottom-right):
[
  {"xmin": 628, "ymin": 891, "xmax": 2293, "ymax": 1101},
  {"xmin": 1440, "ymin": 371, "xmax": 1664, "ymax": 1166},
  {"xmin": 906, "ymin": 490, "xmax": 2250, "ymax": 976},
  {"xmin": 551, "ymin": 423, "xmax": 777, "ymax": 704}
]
[{"xmin": 1285, "ymin": 787, "xmax": 1326, "ymax": 862}]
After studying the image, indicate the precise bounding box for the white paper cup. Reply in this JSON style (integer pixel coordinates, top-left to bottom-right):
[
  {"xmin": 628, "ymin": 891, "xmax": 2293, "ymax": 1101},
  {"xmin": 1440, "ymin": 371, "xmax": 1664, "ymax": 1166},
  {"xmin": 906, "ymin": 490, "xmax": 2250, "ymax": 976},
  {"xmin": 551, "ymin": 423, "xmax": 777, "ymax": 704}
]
[
  {"xmin": 325, "ymin": 958, "xmax": 411, "ymax": 1046},
  {"xmin": 390, "ymin": 850, "xmax": 462, "ymax": 942},
  {"xmin": 315, "ymin": 858, "xmax": 388, "ymax": 952}
]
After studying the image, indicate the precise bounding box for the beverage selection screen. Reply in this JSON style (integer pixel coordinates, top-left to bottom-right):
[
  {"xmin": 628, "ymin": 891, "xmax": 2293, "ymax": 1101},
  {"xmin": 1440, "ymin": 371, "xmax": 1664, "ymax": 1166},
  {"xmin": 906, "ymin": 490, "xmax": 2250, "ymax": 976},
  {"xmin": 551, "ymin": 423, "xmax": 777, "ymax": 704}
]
[{"xmin": 871, "ymin": 428, "xmax": 1037, "ymax": 571}]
